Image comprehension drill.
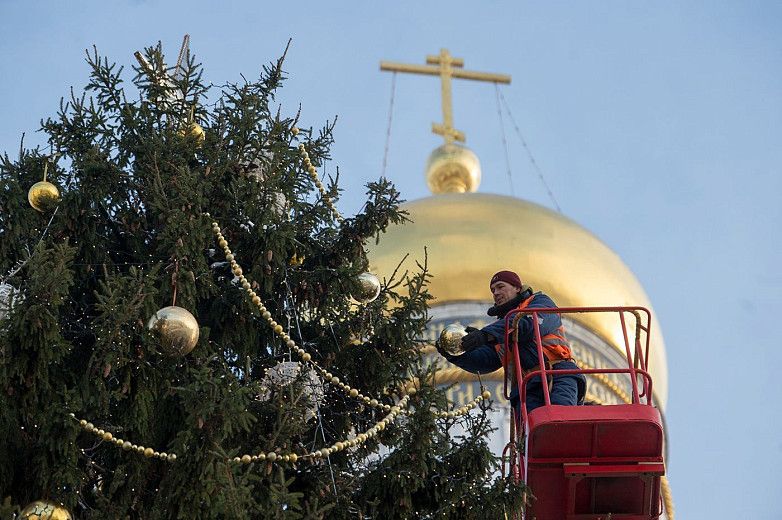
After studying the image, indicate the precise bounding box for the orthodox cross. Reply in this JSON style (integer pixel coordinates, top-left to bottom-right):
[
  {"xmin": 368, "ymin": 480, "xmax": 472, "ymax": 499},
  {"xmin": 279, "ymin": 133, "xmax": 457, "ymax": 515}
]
[{"xmin": 380, "ymin": 48, "xmax": 511, "ymax": 144}]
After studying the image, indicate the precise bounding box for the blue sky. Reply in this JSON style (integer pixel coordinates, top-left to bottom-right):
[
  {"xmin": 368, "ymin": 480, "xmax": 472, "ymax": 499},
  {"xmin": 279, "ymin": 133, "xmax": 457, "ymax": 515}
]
[{"xmin": 2, "ymin": 2, "xmax": 781, "ymax": 518}]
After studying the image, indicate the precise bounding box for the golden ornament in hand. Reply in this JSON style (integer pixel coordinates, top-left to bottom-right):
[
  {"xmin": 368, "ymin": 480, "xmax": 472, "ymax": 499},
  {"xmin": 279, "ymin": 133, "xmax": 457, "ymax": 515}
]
[{"xmin": 438, "ymin": 324, "xmax": 468, "ymax": 357}]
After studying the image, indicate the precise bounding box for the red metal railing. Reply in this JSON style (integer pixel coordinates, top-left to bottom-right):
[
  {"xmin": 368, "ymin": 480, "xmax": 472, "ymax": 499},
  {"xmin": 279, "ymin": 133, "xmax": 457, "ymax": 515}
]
[{"xmin": 499, "ymin": 306, "xmax": 656, "ymax": 484}]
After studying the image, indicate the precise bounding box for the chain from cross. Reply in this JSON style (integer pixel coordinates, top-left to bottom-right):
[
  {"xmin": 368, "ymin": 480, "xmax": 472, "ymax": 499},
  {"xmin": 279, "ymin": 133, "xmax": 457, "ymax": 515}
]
[{"xmin": 380, "ymin": 48, "xmax": 511, "ymax": 145}]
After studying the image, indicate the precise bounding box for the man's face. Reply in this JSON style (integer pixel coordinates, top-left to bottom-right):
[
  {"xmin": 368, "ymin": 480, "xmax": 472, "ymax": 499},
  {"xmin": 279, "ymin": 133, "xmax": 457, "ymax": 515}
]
[{"xmin": 490, "ymin": 281, "xmax": 521, "ymax": 306}]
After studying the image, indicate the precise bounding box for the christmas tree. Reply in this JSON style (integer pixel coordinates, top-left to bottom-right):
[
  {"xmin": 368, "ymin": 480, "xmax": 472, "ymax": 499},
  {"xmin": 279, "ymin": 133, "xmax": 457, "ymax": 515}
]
[{"xmin": 0, "ymin": 42, "xmax": 525, "ymax": 519}]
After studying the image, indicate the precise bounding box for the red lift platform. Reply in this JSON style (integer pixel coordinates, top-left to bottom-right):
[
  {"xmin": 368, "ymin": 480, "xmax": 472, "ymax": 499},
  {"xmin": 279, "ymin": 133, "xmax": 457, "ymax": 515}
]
[{"xmin": 501, "ymin": 307, "xmax": 666, "ymax": 519}]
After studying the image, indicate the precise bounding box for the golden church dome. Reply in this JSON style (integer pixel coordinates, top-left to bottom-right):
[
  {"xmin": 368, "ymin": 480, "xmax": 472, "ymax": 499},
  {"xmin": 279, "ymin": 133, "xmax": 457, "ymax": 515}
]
[{"xmin": 367, "ymin": 192, "xmax": 668, "ymax": 408}]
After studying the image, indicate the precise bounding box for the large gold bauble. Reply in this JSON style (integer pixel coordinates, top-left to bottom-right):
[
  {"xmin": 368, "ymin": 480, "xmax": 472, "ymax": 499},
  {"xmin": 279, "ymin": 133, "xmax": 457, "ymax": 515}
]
[
  {"xmin": 425, "ymin": 143, "xmax": 481, "ymax": 194},
  {"xmin": 439, "ymin": 323, "xmax": 468, "ymax": 357},
  {"xmin": 147, "ymin": 305, "xmax": 200, "ymax": 356},
  {"xmin": 19, "ymin": 500, "xmax": 72, "ymax": 520},
  {"xmin": 179, "ymin": 122, "xmax": 205, "ymax": 146},
  {"xmin": 27, "ymin": 181, "xmax": 60, "ymax": 212},
  {"xmin": 352, "ymin": 272, "xmax": 381, "ymax": 304}
]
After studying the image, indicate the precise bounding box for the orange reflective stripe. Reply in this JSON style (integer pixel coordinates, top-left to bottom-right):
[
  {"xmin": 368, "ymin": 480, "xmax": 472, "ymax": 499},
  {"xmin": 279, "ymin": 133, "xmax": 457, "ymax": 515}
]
[
  {"xmin": 493, "ymin": 294, "xmax": 574, "ymax": 368},
  {"xmin": 518, "ymin": 294, "xmax": 535, "ymax": 310},
  {"xmin": 542, "ymin": 344, "xmax": 571, "ymax": 362},
  {"xmin": 541, "ymin": 326, "xmax": 572, "ymax": 361}
]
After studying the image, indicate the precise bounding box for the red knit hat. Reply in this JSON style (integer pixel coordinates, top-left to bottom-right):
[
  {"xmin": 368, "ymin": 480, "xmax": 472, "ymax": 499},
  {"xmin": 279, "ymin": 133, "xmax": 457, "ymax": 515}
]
[{"xmin": 489, "ymin": 270, "xmax": 522, "ymax": 289}]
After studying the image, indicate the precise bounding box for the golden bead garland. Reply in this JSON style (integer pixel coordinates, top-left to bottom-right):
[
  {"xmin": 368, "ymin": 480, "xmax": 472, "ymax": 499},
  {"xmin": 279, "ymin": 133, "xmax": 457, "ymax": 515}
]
[
  {"xmin": 436, "ymin": 390, "xmax": 490, "ymax": 418},
  {"xmin": 68, "ymin": 395, "xmax": 413, "ymax": 467},
  {"xmin": 292, "ymin": 128, "xmax": 343, "ymax": 224},
  {"xmin": 398, "ymin": 390, "xmax": 491, "ymax": 419},
  {"xmin": 68, "ymin": 413, "xmax": 177, "ymax": 462},
  {"xmin": 661, "ymin": 475, "xmax": 675, "ymax": 519},
  {"xmin": 230, "ymin": 394, "xmax": 412, "ymax": 465}
]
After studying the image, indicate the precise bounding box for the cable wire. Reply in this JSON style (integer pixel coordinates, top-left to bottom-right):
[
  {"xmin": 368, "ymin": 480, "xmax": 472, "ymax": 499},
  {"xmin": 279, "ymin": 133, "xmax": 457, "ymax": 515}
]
[
  {"xmin": 381, "ymin": 72, "xmax": 397, "ymax": 179},
  {"xmin": 497, "ymin": 89, "xmax": 562, "ymax": 213},
  {"xmin": 494, "ymin": 83, "xmax": 515, "ymax": 196}
]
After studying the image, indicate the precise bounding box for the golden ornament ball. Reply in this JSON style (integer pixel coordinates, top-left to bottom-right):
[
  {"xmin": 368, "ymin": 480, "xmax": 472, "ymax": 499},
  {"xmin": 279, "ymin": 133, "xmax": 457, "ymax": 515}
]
[
  {"xmin": 20, "ymin": 500, "xmax": 72, "ymax": 520},
  {"xmin": 179, "ymin": 122, "xmax": 205, "ymax": 146},
  {"xmin": 352, "ymin": 272, "xmax": 381, "ymax": 304},
  {"xmin": 27, "ymin": 181, "xmax": 60, "ymax": 212},
  {"xmin": 438, "ymin": 323, "xmax": 468, "ymax": 357},
  {"xmin": 147, "ymin": 305, "xmax": 200, "ymax": 356}
]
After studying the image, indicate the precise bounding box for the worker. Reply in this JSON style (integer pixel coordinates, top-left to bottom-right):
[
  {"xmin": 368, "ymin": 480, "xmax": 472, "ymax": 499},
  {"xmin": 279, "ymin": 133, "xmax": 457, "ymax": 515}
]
[{"xmin": 436, "ymin": 270, "xmax": 586, "ymax": 413}]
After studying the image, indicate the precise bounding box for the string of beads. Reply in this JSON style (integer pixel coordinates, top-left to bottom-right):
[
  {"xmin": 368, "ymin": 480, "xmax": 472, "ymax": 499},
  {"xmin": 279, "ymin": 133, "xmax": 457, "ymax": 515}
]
[
  {"xmin": 68, "ymin": 397, "xmax": 412, "ymax": 466},
  {"xmin": 68, "ymin": 413, "xmax": 176, "ymax": 462},
  {"xmin": 293, "ymin": 127, "xmax": 343, "ymax": 224}
]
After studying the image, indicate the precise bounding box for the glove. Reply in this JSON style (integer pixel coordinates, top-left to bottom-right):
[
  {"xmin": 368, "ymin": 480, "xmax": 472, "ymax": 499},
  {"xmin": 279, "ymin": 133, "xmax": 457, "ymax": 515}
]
[{"xmin": 461, "ymin": 327, "xmax": 491, "ymax": 351}]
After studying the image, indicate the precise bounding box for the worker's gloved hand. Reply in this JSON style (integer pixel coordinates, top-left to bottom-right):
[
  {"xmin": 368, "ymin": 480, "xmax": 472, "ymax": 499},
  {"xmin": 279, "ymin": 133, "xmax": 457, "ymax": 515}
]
[{"xmin": 461, "ymin": 327, "xmax": 491, "ymax": 351}]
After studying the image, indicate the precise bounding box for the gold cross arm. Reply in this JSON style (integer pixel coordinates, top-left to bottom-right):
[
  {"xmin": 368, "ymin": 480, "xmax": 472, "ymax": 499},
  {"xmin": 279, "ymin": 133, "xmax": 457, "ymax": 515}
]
[
  {"xmin": 379, "ymin": 61, "xmax": 511, "ymax": 84},
  {"xmin": 380, "ymin": 48, "xmax": 511, "ymax": 144}
]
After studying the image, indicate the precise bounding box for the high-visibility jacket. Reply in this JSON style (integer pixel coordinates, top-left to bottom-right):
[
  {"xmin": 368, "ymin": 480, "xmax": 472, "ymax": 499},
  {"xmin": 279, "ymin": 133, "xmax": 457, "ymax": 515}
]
[{"xmin": 495, "ymin": 293, "xmax": 572, "ymax": 369}]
